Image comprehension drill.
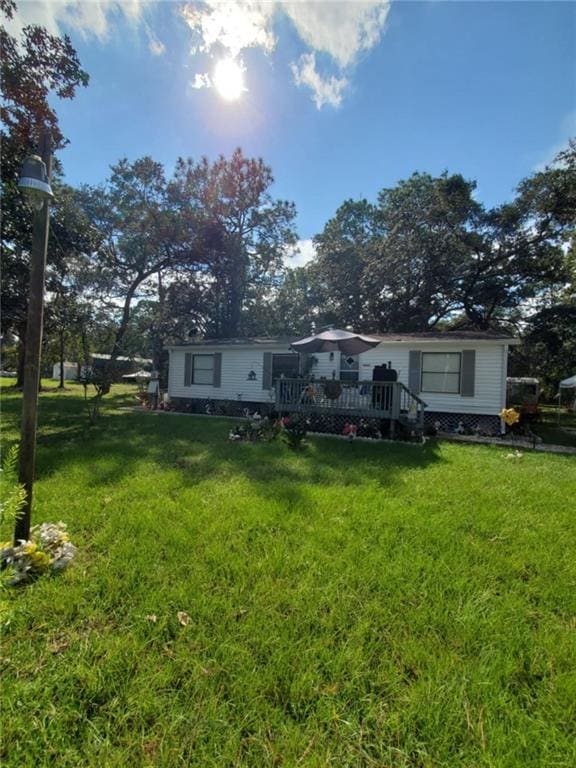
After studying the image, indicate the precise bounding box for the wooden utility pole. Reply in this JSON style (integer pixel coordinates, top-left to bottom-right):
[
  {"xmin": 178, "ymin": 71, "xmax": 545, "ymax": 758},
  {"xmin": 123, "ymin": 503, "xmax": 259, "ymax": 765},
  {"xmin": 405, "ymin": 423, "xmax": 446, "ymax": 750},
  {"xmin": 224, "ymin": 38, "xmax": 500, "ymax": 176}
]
[{"xmin": 14, "ymin": 130, "xmax": 52, "ymax": 543}]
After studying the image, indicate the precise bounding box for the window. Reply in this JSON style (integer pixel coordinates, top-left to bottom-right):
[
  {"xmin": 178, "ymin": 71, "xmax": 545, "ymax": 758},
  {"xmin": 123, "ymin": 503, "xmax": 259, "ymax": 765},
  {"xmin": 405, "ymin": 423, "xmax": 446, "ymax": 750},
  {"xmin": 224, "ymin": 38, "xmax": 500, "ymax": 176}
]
[
  {"xmin": 192, "ymin": 355, "xmax": 214, "ymax": 384},
  {"xmin": 185, "ymin": 354, "xmax": 214, "ymax": 386},
  {"xmin": 340, "ymin": 354, "xmax": 359, "ymax": 383},
  {"xmin": 421, "ymin": 353, "xmax": 461, "ymax": 393},
  {"xmin": 271, "ymin": 354, "xmax": 299, "ymax": 382}
]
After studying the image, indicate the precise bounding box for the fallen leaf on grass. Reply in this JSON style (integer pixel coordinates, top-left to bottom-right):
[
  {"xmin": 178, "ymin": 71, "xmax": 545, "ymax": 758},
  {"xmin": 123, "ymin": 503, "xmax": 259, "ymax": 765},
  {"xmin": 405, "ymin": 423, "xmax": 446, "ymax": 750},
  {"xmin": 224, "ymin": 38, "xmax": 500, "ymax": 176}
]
[
  {"xmin": 47, "ymin": 638, "xmax": 70, "ymax": 654},
  {"xmin": 177, "ymin": 611, "xmax": 191, "ymax": 626},
  {"xmin": 143, "ymin": 740, "xmax": 159, "ymax": 757}
]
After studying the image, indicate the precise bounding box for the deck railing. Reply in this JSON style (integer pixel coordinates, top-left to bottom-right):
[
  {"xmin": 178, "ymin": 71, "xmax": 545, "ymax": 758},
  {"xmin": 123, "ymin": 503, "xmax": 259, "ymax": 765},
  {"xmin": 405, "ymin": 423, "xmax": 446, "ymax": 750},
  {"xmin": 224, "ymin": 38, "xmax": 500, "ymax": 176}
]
[{"xmin": 274, "ymin": 378, "xmax": 426, "ymax": 429}]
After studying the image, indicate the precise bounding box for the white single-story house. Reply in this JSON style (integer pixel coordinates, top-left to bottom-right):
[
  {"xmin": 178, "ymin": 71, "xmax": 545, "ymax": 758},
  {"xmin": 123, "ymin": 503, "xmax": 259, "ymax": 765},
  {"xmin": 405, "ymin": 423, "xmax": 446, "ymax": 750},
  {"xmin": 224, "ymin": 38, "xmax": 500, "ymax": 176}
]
[{"xmin": 167, "ymin": 332, "xmax": 519, "ymax": 433}]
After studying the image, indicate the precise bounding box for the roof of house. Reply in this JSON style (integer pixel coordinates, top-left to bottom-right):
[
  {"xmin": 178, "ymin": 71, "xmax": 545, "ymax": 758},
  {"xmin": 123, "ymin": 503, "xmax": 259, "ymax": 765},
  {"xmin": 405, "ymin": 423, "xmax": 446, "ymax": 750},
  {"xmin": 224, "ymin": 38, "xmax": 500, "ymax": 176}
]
[
  {"xmin": 91, "ymin": 353, "xmax": 153, "ymax": 363},
  {"xmin": 168, "ymin": 331, "xmax": 518, "ymax": 349}
]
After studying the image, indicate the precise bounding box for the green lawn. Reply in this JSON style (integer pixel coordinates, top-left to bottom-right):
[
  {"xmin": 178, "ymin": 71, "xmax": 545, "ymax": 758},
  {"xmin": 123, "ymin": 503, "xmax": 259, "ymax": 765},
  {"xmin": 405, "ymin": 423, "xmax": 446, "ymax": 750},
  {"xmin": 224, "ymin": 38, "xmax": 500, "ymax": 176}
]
[{"xmin": 1, "ymin": 382, "xmax": 575, "ymax": 767}]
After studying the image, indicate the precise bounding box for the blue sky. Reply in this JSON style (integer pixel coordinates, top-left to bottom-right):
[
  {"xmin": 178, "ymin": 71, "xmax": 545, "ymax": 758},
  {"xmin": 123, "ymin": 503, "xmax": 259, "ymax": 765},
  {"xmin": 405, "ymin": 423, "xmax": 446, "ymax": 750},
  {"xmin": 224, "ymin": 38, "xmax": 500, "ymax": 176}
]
[{"xmin": 11, "ymin": 1, "xmax": 576, "ymax": 263}]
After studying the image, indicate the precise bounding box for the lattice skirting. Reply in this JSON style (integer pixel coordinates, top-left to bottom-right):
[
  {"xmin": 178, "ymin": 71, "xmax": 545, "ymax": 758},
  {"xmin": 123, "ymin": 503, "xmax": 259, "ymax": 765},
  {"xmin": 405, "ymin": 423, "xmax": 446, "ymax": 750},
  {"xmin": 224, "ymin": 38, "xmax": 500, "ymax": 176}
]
[
  {"xmin": 168, "ymin": 398, "xmax": 502, "ymax": 440},
  {"xmin": 169, "ymin": 398, "xmax": 418, "ymax": 440},
  {"xmin": 425, "ymin": 412, "xmax": 502, "ymax": 436},
  {"xmin": 170, "ymin": 397, "xmax": 273, "ymax": 418}
]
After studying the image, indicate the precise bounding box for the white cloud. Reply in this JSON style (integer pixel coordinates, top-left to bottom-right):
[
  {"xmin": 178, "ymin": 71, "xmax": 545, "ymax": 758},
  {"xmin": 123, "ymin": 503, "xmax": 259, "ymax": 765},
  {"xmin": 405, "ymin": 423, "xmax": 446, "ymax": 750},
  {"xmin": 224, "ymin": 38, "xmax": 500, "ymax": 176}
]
[
  {"xmin": 5, "ymin": 0, "xmax": 162, "ymax": 50},
  {"xmin": 291, "ymin": 53, "xmax": 347, "ymax": 109},
  {"xmin": 182, "ymin": 1, "xmax": 391, "ymax": 108},
  {"xmin": 285, "ymin": 238, "xmax": 317, "ymax": 269},
  {"xmin": 283, "ymin": 1, "xmax": 390, "ymax": 69},
  {"xmin": 7, "ymin": 1, "xmax": 390, "ymax": 107},
  {"xmin": 191, "ymin": 72, "xmax": 212, "ymax": 90},
  {"xmin": 182, "ymin": 1, "xmax": 275, "ymax": 58}
]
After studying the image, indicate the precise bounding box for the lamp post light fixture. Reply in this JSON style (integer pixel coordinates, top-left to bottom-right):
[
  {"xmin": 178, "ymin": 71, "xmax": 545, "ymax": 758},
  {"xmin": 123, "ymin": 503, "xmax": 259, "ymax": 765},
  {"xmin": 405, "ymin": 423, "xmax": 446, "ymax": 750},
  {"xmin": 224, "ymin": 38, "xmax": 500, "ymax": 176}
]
[
  {"xmin": 14, "ymin": 132, "xmax": 54, "ymax": 544},
  {"xmin": 18, "ymin": 154, "xmax": 54, "ymax": 210}
]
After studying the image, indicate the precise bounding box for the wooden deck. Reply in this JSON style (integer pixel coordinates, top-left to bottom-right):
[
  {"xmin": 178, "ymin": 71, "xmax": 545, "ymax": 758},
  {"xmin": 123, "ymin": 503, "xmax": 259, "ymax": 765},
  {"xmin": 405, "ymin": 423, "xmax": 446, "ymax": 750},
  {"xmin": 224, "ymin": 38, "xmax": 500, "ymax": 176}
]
[{"xmin": 274, "ymin": 379, "xmax": 427, "ymax": 435}]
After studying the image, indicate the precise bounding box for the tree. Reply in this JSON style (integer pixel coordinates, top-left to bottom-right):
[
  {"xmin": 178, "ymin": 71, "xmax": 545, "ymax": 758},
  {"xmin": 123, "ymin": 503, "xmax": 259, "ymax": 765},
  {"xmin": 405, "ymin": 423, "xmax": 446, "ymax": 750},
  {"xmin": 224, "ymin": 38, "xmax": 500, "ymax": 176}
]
[
  {"xmin": 369, "ymin": 173, "xmax": 482, "ymax": 331},
  {"xmin": 309, "ymin": 175, "xmax": 482, "ymax": 332},
  {"xmin": 171, "ymin": 149, "xmax": 298, "ymax": 338},
  {"xmin": 1, "ymin": 0, "xmax": 89, "ymax": 383},
  {"xmin": 519, "ymin": 303, "xmax": 576, "ymax": 393},
  {"xmin": 77, "ymin": 157, "xmax": 208, "ymax": 395},
  {"xmin": 240, "ymin": 265, "xmax": 328, "ymax": 337},
  {"xmin": 312, "ymin": 199, "xmax": 377, "ymax": 329},
  {"xmin": 460, "ymin": 141, "xmax": 575, "ymax": 329},
  {"xmin": 39, "ymin": 183, "xmax": 101, "ymax": 386}
]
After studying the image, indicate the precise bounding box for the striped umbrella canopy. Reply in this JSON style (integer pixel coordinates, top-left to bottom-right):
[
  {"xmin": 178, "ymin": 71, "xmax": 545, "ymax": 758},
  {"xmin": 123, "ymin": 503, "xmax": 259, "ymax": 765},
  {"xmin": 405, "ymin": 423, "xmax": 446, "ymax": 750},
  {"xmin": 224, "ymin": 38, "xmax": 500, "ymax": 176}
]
[{"xmin": 291, "ymin": 329, "xmax": 381, "ymax": 356}]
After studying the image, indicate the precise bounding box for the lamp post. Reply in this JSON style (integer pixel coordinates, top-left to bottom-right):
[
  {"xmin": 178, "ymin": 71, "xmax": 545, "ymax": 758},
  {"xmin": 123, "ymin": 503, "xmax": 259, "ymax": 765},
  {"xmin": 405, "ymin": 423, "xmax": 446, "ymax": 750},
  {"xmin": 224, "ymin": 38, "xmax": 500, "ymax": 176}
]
[{"xmin": 14, "ymin": 131, "xmax": 54, "ymax": 544}]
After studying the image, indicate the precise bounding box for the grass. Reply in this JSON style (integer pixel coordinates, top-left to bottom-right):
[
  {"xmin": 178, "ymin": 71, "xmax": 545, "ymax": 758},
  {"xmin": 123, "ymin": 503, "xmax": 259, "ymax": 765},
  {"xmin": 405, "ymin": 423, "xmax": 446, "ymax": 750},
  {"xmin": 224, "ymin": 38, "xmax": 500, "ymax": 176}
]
[{"xmin": 1, "ymin": 381, "xmax": 575, "ymax": 767}]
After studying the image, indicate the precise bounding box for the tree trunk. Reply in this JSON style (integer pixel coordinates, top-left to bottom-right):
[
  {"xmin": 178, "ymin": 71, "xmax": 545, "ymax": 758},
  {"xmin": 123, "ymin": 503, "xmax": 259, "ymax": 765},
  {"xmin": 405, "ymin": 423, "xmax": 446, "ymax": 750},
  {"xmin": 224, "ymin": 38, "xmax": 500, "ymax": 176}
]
[
  {"xmin": 224, "ymin": 247, "xmax": 246, "ymax": 337},
  {"xmin": 58, "ymin": 330, "xmax": 65, "ymax": 388},
  {"xmin": 100, "ymin": 280, "xmax": 140, "ymax": 395},
  {"xmin": 152, "ymin": 270, "xmax": 165, "ymax": 372}
]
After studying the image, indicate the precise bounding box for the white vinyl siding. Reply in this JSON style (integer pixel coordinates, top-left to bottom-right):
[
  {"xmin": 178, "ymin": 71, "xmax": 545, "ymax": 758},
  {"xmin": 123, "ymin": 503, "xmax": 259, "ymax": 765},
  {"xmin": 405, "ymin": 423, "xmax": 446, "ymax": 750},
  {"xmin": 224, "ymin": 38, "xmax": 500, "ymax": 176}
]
[
  {"xmin": 169, "ymin": 341, "xmax": 509, "ymax": 417},
  {"xmin": 421, "ymin": 352, "xmax": 461, "ymax": 394},
  {"xmin": 170, "ymin": 345, "xmax": 299, "ymax": 403},
  {"xmin": 358, "ymin": 343, "xmax": 507, "ymax": 415}
]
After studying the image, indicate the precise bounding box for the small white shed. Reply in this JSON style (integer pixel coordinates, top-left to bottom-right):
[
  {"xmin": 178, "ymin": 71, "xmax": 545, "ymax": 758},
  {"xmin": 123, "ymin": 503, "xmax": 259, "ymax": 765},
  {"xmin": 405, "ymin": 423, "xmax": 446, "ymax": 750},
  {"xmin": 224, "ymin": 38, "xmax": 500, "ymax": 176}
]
[{"xmin": 52, "ymin": 362, "xmax": 78, "ymax": 381}]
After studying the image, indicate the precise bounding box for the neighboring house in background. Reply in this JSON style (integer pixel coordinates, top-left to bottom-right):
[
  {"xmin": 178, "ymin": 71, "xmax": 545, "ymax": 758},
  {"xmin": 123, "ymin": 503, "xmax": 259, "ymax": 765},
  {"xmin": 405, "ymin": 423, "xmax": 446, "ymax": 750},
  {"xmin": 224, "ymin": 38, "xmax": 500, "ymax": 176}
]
[
  {"xmin": 167, "ymin": 332, "xmax": 519, "ymax": 432},
  {"xmin": 53, "ymin": 354, "xmax": 153, "ymax": 382},
  {"xmin": 88, "ymin": 354, "xmax": 153, "ymax": 380},
  {"xmin": 52, "ymin": 361, "xmax": 78, "ymax": 381}
]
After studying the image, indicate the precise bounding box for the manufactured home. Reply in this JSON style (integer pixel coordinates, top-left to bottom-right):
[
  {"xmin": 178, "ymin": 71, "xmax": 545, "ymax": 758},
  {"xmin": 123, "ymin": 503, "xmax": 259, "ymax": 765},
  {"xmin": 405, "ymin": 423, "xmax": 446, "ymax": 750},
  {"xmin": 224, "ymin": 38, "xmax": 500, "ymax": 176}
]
[{"xmin": 167, "ymin": 332, "xmax": 519, "ymax": 435}]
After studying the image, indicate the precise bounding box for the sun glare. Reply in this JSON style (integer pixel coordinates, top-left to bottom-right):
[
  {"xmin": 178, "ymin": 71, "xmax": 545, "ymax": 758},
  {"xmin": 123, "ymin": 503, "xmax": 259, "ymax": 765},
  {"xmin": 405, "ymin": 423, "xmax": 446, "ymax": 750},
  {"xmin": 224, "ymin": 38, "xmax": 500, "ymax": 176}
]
[{"xmin": 213, "ymin": 58, "xmax": 245, "ymax": 101}]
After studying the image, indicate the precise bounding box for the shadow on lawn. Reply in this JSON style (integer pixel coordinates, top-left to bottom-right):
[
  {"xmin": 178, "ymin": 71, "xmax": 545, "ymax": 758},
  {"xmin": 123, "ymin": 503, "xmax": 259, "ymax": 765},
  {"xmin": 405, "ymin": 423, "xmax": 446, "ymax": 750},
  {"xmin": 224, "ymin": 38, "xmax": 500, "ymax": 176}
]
[
  {"xmin": 55, "ymin": 427, "xmax": 440, "ymax": 505},
  {"xmin": 2, "ymin": 388, "xmax": 442, "ymax": 504}
]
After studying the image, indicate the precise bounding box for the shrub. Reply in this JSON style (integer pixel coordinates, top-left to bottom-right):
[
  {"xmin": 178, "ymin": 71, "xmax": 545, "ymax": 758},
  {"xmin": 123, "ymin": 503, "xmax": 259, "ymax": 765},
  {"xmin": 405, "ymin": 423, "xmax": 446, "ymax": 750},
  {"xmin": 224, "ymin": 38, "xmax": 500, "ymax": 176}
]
[{"xmin": 282, "ymin": 416, "xmax": 308, "ymax": 450}]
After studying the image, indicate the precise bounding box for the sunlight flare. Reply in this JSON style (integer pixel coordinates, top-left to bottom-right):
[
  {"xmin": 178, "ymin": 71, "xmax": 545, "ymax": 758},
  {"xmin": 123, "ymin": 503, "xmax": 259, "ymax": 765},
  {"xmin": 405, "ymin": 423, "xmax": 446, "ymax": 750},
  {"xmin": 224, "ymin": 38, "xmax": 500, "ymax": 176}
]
[{"xmin": 213, "ymin": 58, "xmax": 245, "ymax": 101}]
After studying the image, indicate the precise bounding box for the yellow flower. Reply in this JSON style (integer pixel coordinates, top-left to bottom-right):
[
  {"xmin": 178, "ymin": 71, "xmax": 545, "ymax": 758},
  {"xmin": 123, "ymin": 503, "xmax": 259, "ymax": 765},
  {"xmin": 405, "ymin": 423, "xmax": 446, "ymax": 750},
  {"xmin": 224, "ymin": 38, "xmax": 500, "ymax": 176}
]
[
  {"xmin": 30, "ymin": 551, "xmax": 50, "ymax": 571},
  {"xmin": 500, "ymin": 408, "xmax": 520, "ymax": 426},
  {"xmin": 24, "ymin": 542, "xmax": 37, "ymax": 554}
]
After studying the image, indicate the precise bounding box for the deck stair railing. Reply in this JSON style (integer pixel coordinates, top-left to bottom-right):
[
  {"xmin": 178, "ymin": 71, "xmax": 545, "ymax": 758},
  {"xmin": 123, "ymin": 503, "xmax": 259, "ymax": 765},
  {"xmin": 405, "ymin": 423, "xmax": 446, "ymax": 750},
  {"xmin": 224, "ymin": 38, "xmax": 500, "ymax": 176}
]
[{"xmin": 274, "ymin": 378, "xmax": 427, "ymax": 436}]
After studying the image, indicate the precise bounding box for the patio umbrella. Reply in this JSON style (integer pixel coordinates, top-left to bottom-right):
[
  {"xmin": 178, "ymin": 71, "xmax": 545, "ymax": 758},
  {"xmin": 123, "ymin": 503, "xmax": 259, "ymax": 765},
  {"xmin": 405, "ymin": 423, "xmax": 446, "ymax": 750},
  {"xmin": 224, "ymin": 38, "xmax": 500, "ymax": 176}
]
[{"xmin": 291, "ymin": 328, "xmax": 381, "ymax": 356}]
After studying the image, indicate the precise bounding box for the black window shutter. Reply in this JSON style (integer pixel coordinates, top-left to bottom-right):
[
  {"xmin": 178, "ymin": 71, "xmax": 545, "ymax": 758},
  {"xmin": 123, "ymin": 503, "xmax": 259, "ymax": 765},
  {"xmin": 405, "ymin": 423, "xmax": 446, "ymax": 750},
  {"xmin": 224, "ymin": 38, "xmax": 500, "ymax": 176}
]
[
  {"xmin": 184, "ymin": 353, "xmax": 192, "ymax": 386},
  {"xmin": 212, "ymin": 353, "xmax": 222, "ymax": 388},
  {"xmin": 461, "ymin": 350, "xmax": 476, "ymax": 397},
  {"xmin": 408, "ymin": 350, "xmax": 422, "ymax": 394},
  {"xmin": 262, "ymin": 352, "xmax": 273, "ymax": 390}
]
